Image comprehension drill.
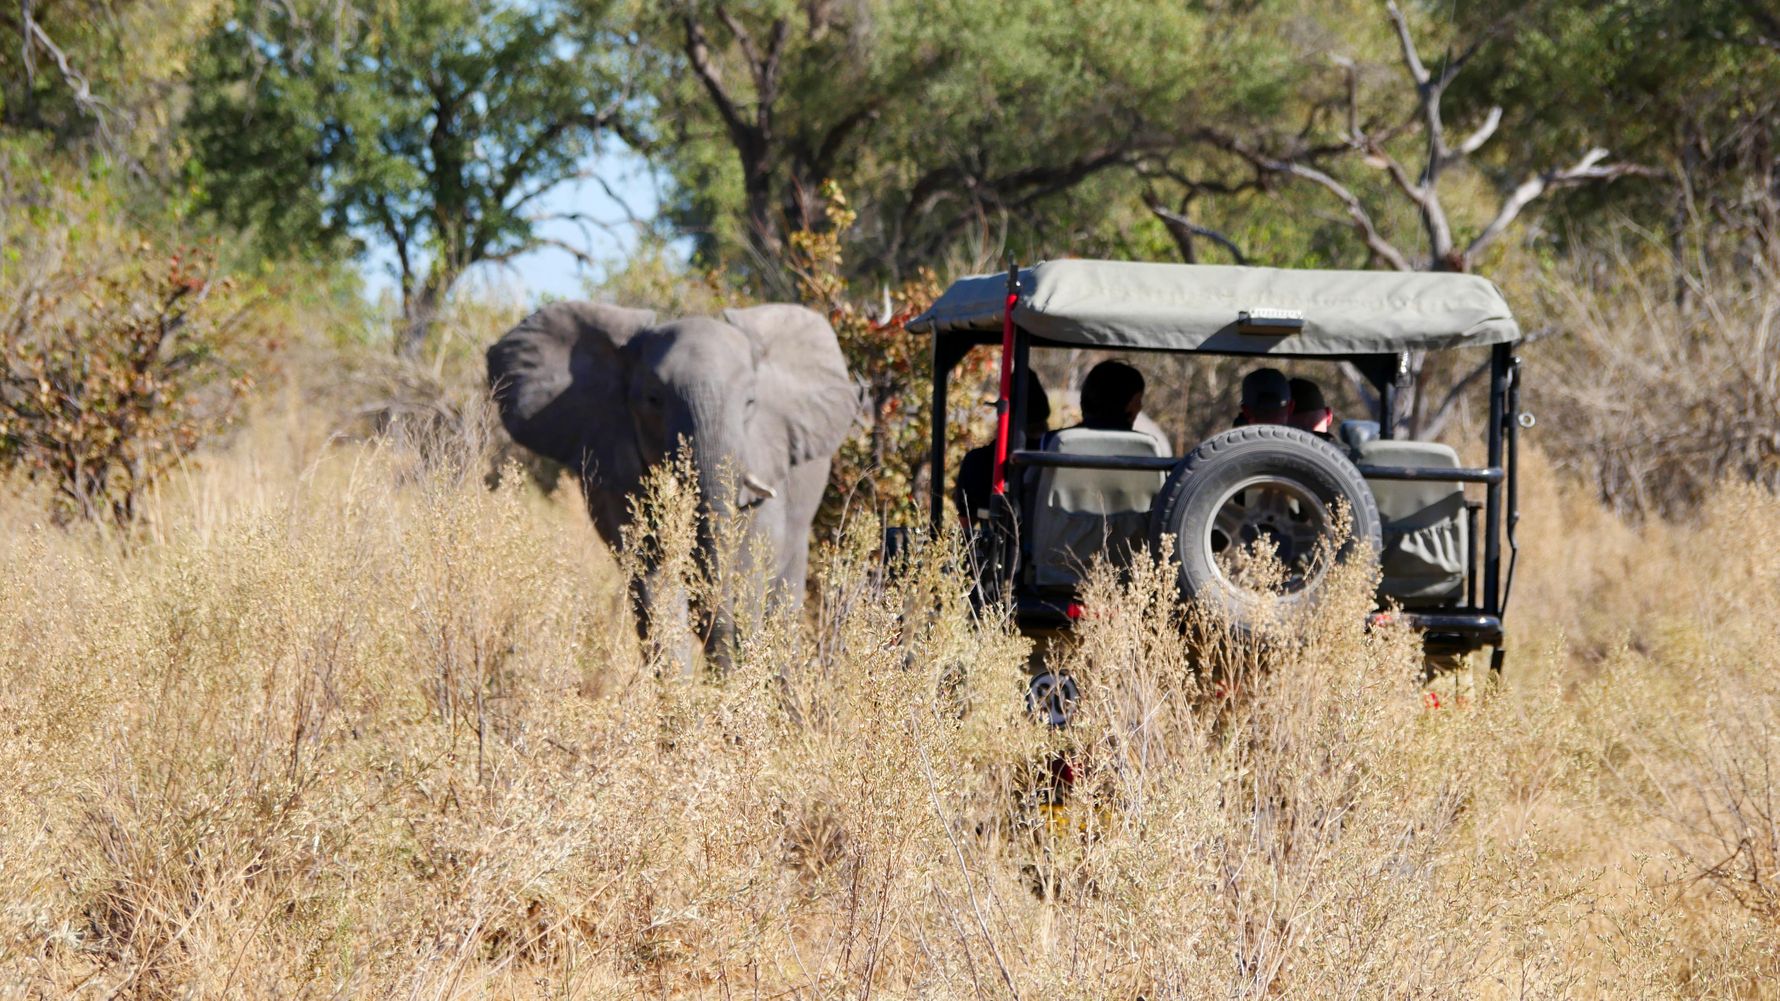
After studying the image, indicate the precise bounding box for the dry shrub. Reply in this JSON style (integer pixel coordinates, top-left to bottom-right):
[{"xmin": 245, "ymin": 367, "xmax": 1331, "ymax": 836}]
[
  {"xmin": 4, "ymin": 390, "xmax": 1780, "ymax": 997},
  {"xmin": 1, "ymin": 245, "xmax": 255, "ymax": 526},
  {"xmin": 1531, "ymin": 246, "xmax": 1780, "ymax": 517},
  {"xmin": 788, "ymin": 181, "xmax": 998, "ymax": 530}
]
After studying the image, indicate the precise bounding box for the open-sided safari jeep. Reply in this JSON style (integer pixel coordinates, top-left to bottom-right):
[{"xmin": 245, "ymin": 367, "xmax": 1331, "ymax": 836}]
[{"xmin": 906, "ymin": 260, "xmax": 1527, "ymax": 703}]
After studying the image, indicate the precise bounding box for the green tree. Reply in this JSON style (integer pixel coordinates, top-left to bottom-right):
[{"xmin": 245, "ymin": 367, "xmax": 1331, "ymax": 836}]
[
  {"xmin": 189, "ymin": 0, "xmax": 638, "ymax": 356},
  {"xmin": 2, "ymin": 1, "xmax": 225, "ymax": 175},
  {"xmin": 631, "ymin": 0, "xmax": 1311, "ymax": 285},
  {"xmin": 1444, "ymin": 0, "xmax": 1780, "ymax": 263}
]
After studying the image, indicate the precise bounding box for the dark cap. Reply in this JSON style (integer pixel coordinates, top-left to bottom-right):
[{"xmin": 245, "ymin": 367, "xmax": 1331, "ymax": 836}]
[
  {"xmin": 1288, "ymin": 377, "xmax": 1326, "ymax": 412},
  {"xmin": 1241, "ymin": 367, "xmax": 1292, "ymax": 411}
]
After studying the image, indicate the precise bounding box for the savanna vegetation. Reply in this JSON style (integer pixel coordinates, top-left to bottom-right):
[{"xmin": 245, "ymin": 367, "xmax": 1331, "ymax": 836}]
[{"xmin": 4, "ymin": 0, "xmax": 1780, "ymax": 996}]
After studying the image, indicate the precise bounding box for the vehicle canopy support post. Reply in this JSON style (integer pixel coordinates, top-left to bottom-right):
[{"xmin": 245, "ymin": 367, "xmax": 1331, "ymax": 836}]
[
  {"xmin": 1011, "ymin": 333, "xmax": 1031, "ymax": 453},
  {"xmin": 1382, "ymin": 352, "xmax": 1409, "ymax": 439},
  {"xmin": 990, "ymin": 261, "xmax": 1020, "ymax": 496},
  {"xmin": 1502, "ymin": 352, "xmax": 1524, "ymax": 613},
  {"xmin": 928, "ymin": 337, "xmax": 951, "ymax": 532},
  {"xmin": 1356, "ymin": 355, "xmax": 1396, "ymax": 438},
  {"xmin": 1483, "ymin": 342, "xmax": 1508, "ymax": 617}
]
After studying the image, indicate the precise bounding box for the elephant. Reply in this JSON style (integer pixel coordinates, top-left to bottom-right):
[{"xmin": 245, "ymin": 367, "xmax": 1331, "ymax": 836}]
[{"xmin": 486, "ymin": 301, "xmax": 857, "ymax": 669}]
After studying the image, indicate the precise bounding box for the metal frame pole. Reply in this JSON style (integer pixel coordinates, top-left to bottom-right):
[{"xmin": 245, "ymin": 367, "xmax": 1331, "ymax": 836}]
[
  {"xmin": 928, "ymin": 337, "xmax": 949, "ymax": 532},
  {"xmin": 1483, "ymin": 342, "xmax": 1508, "ymax": 615},
  {"xmin": 990, "ymin": 262, "xmax": 1020, "ymax": 496}
]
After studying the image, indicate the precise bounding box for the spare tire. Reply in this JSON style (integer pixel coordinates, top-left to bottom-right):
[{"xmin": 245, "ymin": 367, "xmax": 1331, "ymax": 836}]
[{"xmin": 1149, "ymin": 426, "xmax": 1382, "ymax": 630}]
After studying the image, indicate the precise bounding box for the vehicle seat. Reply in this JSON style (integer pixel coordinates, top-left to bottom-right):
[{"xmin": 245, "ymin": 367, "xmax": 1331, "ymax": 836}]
[
  {"xmin": 1027, "ymin": 428, "xmax": 1170, "ymax": 591},
  {"xmin": 1353, "ymin": 439, "xmax": 1468, "ymax": 606}
]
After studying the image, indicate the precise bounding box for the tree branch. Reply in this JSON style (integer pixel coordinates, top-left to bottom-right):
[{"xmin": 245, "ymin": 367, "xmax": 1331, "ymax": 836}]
[
  {"xmin": 1453, "ymin": 106, "xmax": 1502, "ymax": 158},
  {"xmin": 1148, "ymin": 205, "xmax": 1249, "ymax": 265},
  {"xmin": 21, "ymin": 13, "xmax": 116, "ymax": 135},
  {"xmin": 1209, "ymin": 133, "xmax": 1414, "ymax": 271},
  {"xmin": 680, "ymin": 12, "xmax": 752, "ymax": 149},
  {"xmin": 1385, "ymin": 1, "xmax": 1429, "ymax": 86},
  {"xmin": 1466, "ymin": 148, "xmax": 1655, "ymax": 260},
  {"xmin": 498, "ymin": 236, "xmax": 599, "ymax": 268}
]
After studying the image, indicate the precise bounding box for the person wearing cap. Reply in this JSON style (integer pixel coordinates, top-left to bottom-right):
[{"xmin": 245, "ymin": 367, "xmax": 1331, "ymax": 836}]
[
  {"xmin": 1287, "ymin": 377, "xmax": 1334, "ymax": 439},
  {"xmin": 1236, "ymin": 367, "xmax": 1294, "ymax": 426},
  {"xmin": 955, "ymin": 370, "xmax": 1052, "ymax": 527}
]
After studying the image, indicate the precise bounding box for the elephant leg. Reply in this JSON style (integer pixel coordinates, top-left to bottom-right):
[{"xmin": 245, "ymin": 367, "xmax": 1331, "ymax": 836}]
[
  {"xmin": 701, "ymin": 606, "xmax": 737, "ymax": 676},
  {"xmin": 632, "ymin": 568, "xmax": 696, "ymax": 679}
]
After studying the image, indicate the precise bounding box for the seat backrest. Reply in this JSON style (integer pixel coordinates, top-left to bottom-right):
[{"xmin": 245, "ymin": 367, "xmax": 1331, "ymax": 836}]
[
  {"xmin": 1027, "ymin": 427, "xmax": 1169, "ymax": 591},
  {"xmin": 1354, "ymin": 438, "xmax": 1468, "ymax": 606}
]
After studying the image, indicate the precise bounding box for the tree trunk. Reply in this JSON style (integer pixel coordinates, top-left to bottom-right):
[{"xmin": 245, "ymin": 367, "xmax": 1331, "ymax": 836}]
[{"xmin": 398, "ymin": 272, "xmax": 450, "ymax": 359}]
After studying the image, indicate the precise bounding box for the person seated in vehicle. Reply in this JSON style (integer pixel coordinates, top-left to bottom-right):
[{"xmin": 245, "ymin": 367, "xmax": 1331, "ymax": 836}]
[
  {"xmin": 1071, "ymin": 359, "xmax": 1146, "ymax": 432},
  {"xmin": 954, "ymin": 370, "xmax": 1051, "ymax": 528},
  {"xmin": 1234, "ymin": 366, "xmax": 1293, "ymax": 427},
  {"xmin": 1287, "ymin": 377, "xmax": 1334, "ymax": 439},
  {"xmin": 1048, "ymin": 359, "xmax": 1171, "ymax": 454}
]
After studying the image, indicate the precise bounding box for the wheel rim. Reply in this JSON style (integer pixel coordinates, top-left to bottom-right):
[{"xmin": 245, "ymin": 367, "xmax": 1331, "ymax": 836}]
[{"xmin": 1203, "ymin": 475, "xmax": 1331, "ymax": 597}]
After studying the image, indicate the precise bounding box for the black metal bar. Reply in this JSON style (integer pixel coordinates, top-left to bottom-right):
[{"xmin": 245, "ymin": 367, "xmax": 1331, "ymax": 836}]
[
  {"xmin": 1014, "ymin": 595, "xmax": 1079, "ymax": 630},
  {"xmin": 1370, "ymin": 611, "xmax": 1503, "ymax": 637},
  {"xmin": 1502, "ymin": 353, "xmax": 1523, "ymax": 614},
  {"xmin": 1007, "ymin": 450, "xmax": 1179, "ymax": 472},
  {"xmin": 928, "ymin": 338, "xmax": 949, "ymax": 531},
  {"xmin": 1380, "ymin": 380, "xmax": 1396, "ymax": 439},
  {"xmin": 1356, "ymin": 464, "xmax": 1503, "ymax": 484},
  {"xmin": 1010, "ymin": 331, "xmax": 1031, "ymax": 452},
  {"xmin": 1482, "ymin": 342, "xmax": 1508, "ymax": 616},
  {"xmin": 1466, "ymin": 500, "xmax": 1481, "ymax": 610}
]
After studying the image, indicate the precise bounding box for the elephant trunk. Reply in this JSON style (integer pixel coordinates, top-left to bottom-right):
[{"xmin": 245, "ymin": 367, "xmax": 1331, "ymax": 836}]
[
  {"xmin": 674, "ymin": 389, "xmax": 771, "ymax": 673},
  {"xmin": 680, "ymin": 387, "xmax": 769, "ymax": 522}
]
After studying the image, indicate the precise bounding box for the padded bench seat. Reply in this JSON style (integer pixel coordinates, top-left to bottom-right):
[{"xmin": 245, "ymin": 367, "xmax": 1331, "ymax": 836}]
[
  {"xmin": 1026, "ymin": 427, "xmax": 1170, "ymax": 591},
  {"xmin": 1353, "ymin": 438, "xmax": 1469, "ymax": 606}
]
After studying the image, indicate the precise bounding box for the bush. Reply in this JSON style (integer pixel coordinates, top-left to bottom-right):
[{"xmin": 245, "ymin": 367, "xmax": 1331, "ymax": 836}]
[
  {"xmin": 1, "ymin": 245, "xmax": 252, "ymax": 525},
  {"xmin": 789, "ymin": 181, "xmax": 998, "ymax": 532},
  {"xmin": 1529, "ymin": 246, "xmax": 1780, "ymax": 516}
]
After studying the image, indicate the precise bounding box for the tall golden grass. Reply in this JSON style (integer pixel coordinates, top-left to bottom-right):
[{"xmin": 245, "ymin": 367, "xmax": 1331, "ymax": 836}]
[{"xmin": 3, "ymin": 380, "xmax": 1778, "ymax": 998}]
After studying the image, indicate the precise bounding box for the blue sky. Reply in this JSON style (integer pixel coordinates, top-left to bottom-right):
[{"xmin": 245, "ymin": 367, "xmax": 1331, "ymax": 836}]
[{"xmin": 361, "ymin": 146, "xmax": 673, "ymax": 306}]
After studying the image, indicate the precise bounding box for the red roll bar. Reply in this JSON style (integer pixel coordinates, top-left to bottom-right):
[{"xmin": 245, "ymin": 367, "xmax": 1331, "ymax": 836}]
[{"xmin": 990, "ymin": 263, "xmax": 1019, "ymax": 495}]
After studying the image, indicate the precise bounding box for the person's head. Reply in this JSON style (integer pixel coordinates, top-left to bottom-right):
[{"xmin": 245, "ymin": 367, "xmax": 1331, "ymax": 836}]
[
  {"xmin": 1080, "ymin": 360, "xmax": 1145, "ymax": 430},
  {"xmin": 1240, "ymin": 367, "xmax": 1293, "ymax": 425},
  {"xmin": 1022, "ymin": 369, "xmax": 1052, "ymax": 438},
  {"xmin": 1287, "ymin": 377, "xmax": 1333, "ymax": 434}
]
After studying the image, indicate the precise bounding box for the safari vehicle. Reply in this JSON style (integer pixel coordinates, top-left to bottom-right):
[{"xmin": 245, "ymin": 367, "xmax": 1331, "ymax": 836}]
[{"xmin": 906, "ymin": 259, "xmax": 1528, "ymax": 695}]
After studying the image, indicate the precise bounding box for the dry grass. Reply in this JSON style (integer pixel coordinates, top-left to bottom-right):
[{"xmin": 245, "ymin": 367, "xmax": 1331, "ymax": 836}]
[{"xmin": 3, "ymin": 384, "xmax": 1779, "ymax": 998}]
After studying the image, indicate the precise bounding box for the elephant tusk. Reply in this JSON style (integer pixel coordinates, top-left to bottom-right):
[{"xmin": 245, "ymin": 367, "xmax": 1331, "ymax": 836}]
[{"xmin": 740, "ymin": 473, "xmax": 778, "ymax": 500}]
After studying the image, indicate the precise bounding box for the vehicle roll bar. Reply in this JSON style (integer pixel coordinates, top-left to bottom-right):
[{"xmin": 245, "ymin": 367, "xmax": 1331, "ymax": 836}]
[
  {"xmin": 1010, "ymin": 452, "xmax": 1505, "ymax": 485},
  {"xmin": 1006, "ymin": 451, "xmax": 1178, "ymax": 472},
  {"xmin": 1355, "ymin": 464, "xmax": 1503, "ymax": 484}
]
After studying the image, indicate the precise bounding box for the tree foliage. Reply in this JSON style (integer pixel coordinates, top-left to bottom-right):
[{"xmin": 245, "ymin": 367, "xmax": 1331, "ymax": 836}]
[
  {"xmin": 189, "ymin": 0, "xmax": 636, "ymax": 355},
  {"xmin": 1446, "ymin": 0, "xmax": 1780, "ymax": 258},
  {"xmin": 634, "ymin": 0, "xmax": 1318, "ymax": 285}
]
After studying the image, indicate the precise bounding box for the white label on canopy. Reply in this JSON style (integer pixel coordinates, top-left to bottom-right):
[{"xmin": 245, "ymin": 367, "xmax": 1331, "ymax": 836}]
[{"xmin": 1237, "ymin": 307, "xmax": 1307, "ymax": 334}]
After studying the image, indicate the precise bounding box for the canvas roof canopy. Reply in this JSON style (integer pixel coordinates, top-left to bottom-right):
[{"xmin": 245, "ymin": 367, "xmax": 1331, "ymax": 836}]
[{"xmin": 907, "ymin": 259, "xmax": 1522, "ymax": 356}]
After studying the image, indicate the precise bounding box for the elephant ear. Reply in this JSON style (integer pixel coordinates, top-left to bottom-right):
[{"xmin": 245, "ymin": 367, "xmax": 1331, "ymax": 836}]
[
  {"xmin": 722, "ymin": 304, "xmax": 859, "ymax": 466},
  {"xmin": 486, "ymin": 302, "xmax": 656, "ymax": 477}
]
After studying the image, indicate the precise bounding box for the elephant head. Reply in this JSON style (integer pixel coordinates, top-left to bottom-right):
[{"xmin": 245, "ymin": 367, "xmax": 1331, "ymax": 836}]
[{"xmin": 486, "ymin": 301, "xmax": 856, "ymax": 658}]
